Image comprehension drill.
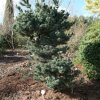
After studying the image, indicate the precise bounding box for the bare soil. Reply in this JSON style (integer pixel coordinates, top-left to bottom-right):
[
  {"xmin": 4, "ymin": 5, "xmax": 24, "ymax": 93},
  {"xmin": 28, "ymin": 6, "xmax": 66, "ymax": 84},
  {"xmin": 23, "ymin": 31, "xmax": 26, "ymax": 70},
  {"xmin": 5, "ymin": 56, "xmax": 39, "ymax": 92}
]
[{"xmin": 0, "ymin": 49, "xmax": 100, "ymax": 100}]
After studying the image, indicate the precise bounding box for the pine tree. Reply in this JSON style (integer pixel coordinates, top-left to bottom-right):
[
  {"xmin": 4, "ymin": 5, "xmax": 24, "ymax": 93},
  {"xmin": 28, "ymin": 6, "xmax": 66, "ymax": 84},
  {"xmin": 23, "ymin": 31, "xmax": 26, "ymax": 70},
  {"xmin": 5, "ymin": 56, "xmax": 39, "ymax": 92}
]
[
  {"xmin": 13, "ymin": 0, "xmax": 81, "ymax": 91},
  {"xmin": 3, "ymin": 0, "xmax": 14, "ymax": 49}
]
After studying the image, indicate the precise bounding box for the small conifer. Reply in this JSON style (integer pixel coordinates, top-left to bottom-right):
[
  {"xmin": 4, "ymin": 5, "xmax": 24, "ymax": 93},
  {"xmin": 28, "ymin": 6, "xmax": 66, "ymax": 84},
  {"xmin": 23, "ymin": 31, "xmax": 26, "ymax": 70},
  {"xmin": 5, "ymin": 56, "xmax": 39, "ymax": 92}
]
[{"xmin": 13, "ymin": 0, "xmax": 81, "ymax": 91}]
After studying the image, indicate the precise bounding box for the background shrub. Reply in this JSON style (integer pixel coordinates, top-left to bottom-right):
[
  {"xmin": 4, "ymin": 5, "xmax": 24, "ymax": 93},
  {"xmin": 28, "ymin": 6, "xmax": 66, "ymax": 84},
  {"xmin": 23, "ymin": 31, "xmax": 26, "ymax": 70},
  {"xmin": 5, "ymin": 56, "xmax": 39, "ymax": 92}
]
[
  {"xmin": 13, "ymin": 34, "xmax": 29, "ymax": 48},
  {"xmin": 0, "ymin": 35, "xmax": 6, "ymax": 55},
  {"xmin": 74, "ymin": 20, "xmax": 100, "ymax": 80}
]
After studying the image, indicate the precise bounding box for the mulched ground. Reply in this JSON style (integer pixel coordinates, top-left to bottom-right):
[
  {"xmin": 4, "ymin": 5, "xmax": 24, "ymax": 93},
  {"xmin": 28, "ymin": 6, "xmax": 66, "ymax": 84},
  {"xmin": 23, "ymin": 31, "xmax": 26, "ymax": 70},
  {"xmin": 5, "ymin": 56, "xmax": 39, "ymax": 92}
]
[{"xmin": 0, "ymin": 49, "xmax": 100, "ymax": 100}]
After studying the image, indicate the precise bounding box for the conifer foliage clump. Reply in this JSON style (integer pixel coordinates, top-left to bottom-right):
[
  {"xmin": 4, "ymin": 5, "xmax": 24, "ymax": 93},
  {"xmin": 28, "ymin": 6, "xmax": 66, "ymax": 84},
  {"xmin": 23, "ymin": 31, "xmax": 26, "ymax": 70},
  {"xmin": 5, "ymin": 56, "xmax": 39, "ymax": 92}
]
[{"xmin": 13, "ymin": 0, "xmax": 80, "ymax": 91}]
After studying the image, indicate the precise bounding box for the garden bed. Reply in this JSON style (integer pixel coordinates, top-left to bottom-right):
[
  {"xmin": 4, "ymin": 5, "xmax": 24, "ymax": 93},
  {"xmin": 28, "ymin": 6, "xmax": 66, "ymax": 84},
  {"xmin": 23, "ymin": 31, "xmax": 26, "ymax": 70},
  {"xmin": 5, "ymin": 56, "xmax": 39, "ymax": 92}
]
[{"xmin": 0, "ymin": 49, "xmax": 100, "ymax": 100}]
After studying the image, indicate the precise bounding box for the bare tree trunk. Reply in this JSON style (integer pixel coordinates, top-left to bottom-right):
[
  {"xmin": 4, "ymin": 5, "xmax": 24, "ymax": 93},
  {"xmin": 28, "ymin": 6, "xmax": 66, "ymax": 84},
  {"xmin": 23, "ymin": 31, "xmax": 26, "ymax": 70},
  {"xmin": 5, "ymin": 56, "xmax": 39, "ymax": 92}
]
[
  {"xmin": 3, "ymin": 0, "xmax": 14, "ymax": 49},
  {"xmin": 11, "ymin": 31, "xmax": 14, "ymax": 50}
]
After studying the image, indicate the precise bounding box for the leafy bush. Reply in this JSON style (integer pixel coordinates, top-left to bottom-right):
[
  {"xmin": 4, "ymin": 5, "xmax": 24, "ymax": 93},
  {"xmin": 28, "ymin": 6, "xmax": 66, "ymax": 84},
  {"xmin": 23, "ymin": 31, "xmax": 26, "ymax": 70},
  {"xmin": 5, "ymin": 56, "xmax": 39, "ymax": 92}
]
[
  {"xmin": 3, "ymin": 33, "xmax": 29, "ymax": 49},
  {"xmin": 0, "ymin": 35, "xmax": 6, "ymax": 54},
  {"xmin": 13, "ymin": 34, "xmax": 29, "ymax": 48},
  {"xmin": 74, "ymin": 20, "xmax": 100, "ymax": 80}
]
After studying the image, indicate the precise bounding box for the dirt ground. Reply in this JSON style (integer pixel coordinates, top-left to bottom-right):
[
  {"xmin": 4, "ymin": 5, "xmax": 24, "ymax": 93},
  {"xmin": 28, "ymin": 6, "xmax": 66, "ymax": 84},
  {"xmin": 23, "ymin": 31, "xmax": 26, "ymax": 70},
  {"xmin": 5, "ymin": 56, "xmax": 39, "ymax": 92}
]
[{"xmin": 0, "ymin": 49, "xmax": 100, "ymax": 100}]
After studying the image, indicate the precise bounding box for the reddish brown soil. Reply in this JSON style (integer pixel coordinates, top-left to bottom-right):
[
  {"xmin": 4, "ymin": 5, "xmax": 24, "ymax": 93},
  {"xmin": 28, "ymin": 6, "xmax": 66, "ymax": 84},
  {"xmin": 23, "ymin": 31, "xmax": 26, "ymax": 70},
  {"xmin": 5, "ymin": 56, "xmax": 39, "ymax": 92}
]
[{"xmin": 0, "ymin": 49, "xmax": 100, "ymax": 100}]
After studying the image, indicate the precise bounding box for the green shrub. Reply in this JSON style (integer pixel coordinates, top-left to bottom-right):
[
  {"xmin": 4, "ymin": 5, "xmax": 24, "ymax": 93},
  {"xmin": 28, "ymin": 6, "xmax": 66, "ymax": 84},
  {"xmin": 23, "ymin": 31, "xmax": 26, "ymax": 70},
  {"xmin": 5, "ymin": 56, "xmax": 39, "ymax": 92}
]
[
  {"xmin": 0, "ymin": 35, "xmax": 6, "ymax": 54},
  {"xmin": 74, "ymin": 20, "xmax": 100, "ymax": 80},
  {"xmin": 13, "ymin": 34, "xmax": 28, "ymax": 48}
]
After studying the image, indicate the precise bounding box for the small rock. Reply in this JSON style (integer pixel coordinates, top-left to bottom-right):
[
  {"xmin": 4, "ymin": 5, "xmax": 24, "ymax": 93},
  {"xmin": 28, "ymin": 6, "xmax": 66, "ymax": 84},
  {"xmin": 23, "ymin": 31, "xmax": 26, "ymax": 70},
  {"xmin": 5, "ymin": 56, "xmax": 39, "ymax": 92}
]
[
  {"xmin": 25, "ymin": 91, "xmax": 30, "ymax": 95},
  {"xmin": 35, "ymin": 90, "xmax": 41, "ymax": 96}
]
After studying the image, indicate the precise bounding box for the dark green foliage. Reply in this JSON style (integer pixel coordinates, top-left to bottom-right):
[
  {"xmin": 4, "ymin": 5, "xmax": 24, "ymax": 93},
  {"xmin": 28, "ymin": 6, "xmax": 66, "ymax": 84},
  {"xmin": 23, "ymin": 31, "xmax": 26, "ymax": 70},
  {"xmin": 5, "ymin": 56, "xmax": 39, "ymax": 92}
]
[
  {"xmin": 13, "ymin": 0, "xmax": 81, "ymax": 91},
  {"xmin": 83, "ymin": 42, "xmax": 100, "ymax": 80},
  {"xmin": 74, "ymin": 20, "xmax": 100, "ymax": 80},
  {"xmin": 0, "ymin": 35, "xmax": 6, "ymax": 54}
]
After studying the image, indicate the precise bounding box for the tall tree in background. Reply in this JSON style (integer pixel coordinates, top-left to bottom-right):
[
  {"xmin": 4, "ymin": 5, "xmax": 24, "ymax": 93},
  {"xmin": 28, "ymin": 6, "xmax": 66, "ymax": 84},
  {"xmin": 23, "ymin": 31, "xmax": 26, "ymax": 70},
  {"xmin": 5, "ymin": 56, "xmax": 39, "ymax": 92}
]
[
  {"xmin": 85, "ymin": 0, "xmax": 100, "ymax": 15},
  {"xmin": 3, "ymin": 0, "xmax": 14, "ymax": 49}
]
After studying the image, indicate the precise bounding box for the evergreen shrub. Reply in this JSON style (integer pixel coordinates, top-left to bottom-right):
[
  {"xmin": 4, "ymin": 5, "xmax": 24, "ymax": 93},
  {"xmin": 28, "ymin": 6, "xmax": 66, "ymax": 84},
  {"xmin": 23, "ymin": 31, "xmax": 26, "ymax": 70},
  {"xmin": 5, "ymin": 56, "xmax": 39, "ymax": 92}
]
[
  {"xmin": 0, "ymin": 35, "xmax": 6, "ymax": 54},
  {"xmin": 13, "ymin": 0, "xmax": 81, "ymax": 91},
  {"xmin": 74, "ymin": 20, "xmax": 100, "ymax": 80}
]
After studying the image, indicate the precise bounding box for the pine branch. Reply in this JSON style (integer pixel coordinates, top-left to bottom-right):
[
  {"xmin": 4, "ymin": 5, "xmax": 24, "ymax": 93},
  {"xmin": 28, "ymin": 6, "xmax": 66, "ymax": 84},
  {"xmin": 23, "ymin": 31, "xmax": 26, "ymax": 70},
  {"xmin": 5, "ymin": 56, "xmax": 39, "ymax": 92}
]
[
  {"xmin": 16, "ymin": 5, "xmax": 23, "ymax": 12},
  {"xmin": 21, "ymin": 0, "xmax": 27, "ymax": 4},
  {"xmin": 19, "ymin": 2, "xmax": 26, "ymax": 6},
  {"xmin": 26, "ymin": 0, "xmax": 29, "ymax": 4}
]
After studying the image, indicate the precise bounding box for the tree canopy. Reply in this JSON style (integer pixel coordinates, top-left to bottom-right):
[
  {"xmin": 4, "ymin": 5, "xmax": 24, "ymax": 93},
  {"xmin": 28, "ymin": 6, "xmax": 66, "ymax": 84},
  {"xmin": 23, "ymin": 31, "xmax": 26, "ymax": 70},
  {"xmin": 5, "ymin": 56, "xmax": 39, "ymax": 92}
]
[{"xmin": 85, "ymin": 0, "xmax": 100, "ymax": 15}]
